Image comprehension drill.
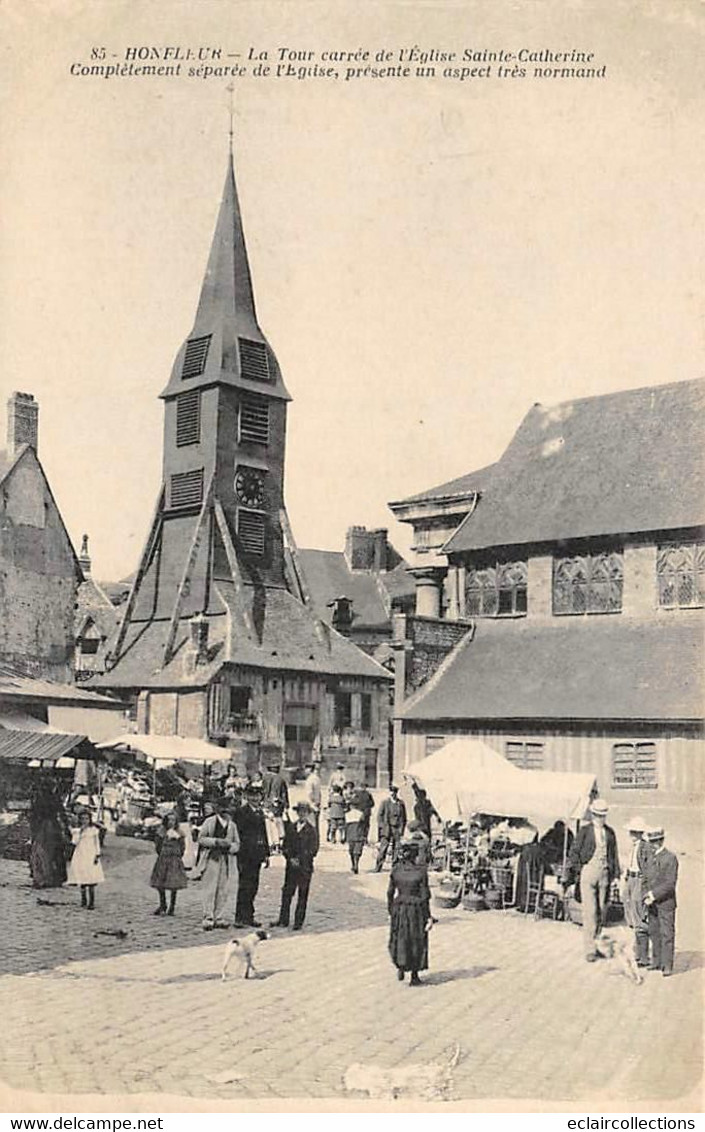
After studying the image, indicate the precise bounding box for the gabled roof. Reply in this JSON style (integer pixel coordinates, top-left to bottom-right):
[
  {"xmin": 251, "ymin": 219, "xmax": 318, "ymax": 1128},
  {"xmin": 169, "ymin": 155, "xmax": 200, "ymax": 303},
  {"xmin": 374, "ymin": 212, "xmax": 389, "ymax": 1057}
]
[
  {"xmin": 400, "ymin": 616, "xmax": 704, "ymax": 724},
  {"xmin": 391, "ymin": 462, "xmax": 496, "ymax": 508},
  {"xmin": 75, "ymin": 577, "xmax": 121, "ymax": 639},
  {"xmin": 444, "ymin": 378, "xmax": 705, "ymax": 554},
  {"xmin": 0, "ymin": 445, "xmax": 84, "ymax": 581},
  {"xmin": 90, "ymin": 583, "xmax": 392, "ymax": 691},
  {"xmin": 160, "ymin": 152, "xmax": 290, "ymax": 403},
  {"xmin": 298, "ymin": 549, "xmax": 415, "ymax": 628}
]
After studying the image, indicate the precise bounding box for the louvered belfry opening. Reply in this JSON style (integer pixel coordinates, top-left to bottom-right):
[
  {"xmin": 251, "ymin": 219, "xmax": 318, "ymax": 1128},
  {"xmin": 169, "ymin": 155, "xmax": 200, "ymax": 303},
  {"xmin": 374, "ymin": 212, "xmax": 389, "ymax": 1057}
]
[
  {"xmin": 238, "ymin": 337, "xmax": 270, "ymax": 382},
  {"xmin": 170, "ymin": 468, "xmax": 204, "ymax": 509},
  {"xmin": 182, "ymin": 335, "xmax": 212, "ymax": 380},
  {"xmin": 176, "ymin": 390, "xmax": 201, "ymax": 447},
  {"xmin": 238, "ymin": 393, "xmax": 269, "ymax": 445},
  {"xmin": 237, "ymin": 508, "xmax": 266, "ymax": 555}
]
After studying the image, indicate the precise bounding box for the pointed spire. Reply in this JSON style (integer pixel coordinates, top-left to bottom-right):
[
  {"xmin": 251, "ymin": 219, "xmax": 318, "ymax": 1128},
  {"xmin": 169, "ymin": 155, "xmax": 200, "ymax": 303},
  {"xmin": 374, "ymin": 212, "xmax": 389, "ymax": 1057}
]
[
  {"xmin": 193, "ymin": 152, "xmax": 258, "ymax": 335},
  {"xmin": 161, "ymin": 145, "xmax": 290, "ymax": 401}
]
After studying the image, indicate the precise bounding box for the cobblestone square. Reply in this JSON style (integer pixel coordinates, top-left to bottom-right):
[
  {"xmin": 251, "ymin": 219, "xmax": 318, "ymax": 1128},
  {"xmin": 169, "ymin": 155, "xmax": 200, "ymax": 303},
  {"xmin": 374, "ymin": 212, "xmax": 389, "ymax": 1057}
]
[{"xmin": 0, "ymin": 809, "xmax": 702, "ymax": 1108}]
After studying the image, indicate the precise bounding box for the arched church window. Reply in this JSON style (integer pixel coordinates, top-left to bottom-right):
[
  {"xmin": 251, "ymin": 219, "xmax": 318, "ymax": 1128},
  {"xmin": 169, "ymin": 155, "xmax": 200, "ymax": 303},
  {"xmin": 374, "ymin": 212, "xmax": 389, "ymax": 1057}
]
[
  {"xmin": 553, "ymin": 550, "xmax": 623, "ymax": 615},
  {"xmin": 465, "ymin": 560, "xmax": 527, "ymax": 617},
  {"xmin": 657, "ymin": 543, "xmax": 705, "ymax": 608}
]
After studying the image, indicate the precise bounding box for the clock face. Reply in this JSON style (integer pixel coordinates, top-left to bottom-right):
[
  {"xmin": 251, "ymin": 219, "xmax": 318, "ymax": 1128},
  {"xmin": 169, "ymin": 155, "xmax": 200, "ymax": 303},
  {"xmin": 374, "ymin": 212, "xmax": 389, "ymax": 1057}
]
[{"xmin": 235, "ymin": 467, "xmax": 265, "ymax": 508}]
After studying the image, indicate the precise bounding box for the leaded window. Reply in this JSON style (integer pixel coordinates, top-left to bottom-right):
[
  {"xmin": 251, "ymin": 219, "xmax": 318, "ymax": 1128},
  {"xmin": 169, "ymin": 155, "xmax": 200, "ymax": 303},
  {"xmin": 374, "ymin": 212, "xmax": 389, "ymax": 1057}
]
[
  {"xmin": 466, "ymin": 560, "xmax": 528, "ymax": 617},
  {"xmin": 553, "ymin": 550, "xmax": 623, "ymax": 615},
  {"xmin": 657, "ymin": 543, "xmax": 705, "ymax": 609},
  {"xmin": 612, "ymin": 742, "xmax": 657, "ymax": 789}
]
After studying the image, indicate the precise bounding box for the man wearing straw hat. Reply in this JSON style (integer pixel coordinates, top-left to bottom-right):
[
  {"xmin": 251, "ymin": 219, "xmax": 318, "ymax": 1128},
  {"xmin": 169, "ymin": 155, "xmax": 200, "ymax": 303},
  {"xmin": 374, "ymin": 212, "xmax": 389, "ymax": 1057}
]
[
  {"xmin": 621, "ymin": 815, "xmax": 652, "ymax": 968},
  {"xmin": 643, "ymin": 826, "xmax": 679, "ymax": 977},
  {"xmin": 565, "ymin": 797, "xmax": 620, "ymax": 961}
]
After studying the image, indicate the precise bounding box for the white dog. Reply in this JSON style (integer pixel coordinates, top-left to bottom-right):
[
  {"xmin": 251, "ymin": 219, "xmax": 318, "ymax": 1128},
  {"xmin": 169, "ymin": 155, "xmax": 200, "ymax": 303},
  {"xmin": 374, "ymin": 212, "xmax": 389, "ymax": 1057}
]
[
  {"xmin": 221, "ymin": 929, "xmax": 269, "ymax": 981},
  {"xmin": 595, "ymin": 929, "xmax": 643, "ymax": 985}
]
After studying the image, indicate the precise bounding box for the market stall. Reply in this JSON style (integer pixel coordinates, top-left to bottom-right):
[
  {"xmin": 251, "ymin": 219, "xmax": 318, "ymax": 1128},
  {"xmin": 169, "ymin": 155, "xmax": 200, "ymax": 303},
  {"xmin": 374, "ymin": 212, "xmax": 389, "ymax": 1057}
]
[
  {"xmin": 406, "ymin": 738, "xmax": 597, "ymax": 915},
  {"xmin": 96, "ymin": 733, "xmax": 231, "ymax": 835}
]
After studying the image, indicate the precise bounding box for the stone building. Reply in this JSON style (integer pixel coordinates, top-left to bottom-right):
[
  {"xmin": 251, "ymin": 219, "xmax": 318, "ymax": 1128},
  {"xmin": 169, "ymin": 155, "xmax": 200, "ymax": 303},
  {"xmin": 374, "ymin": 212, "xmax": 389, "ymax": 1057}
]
[
  {"xmin": 390, "ymin": 378, "xmax": 705, "ymax": 806},
  {"xmin": 92, "ymin": 149, "xmax": 392, "ymax": 785},
  {"xmin": 0, "ymin": 393, "xmax": 82, "ymax": 683},
  {"xmin": 299, "ymin": 526, "xmax": 415, "ymax": 658}
]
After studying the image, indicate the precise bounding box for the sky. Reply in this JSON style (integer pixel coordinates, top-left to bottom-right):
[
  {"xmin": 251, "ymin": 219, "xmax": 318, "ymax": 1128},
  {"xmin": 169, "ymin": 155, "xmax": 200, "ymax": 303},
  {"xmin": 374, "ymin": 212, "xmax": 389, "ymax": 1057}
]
[{"xmin": 1, "ymin": 0, "xmax": 703, "ymax": 582}]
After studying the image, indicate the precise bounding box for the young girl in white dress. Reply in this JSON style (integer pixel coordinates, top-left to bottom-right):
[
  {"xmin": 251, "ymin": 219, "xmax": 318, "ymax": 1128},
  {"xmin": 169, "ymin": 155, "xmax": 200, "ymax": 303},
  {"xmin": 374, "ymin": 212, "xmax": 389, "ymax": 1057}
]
[{"xmin": 67, "ymin": 809, "xmax": 105, "ymax": 909}]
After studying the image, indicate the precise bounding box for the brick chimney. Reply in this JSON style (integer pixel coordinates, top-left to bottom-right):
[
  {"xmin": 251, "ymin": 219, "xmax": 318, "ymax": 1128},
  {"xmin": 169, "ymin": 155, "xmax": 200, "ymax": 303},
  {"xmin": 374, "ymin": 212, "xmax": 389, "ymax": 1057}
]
[
  {"xmin": 7, "ymin": 392, "xmax": 39, "ymax": 459},
  {"xmin": 344, "ymin": 526, "xmax": 389, "ymax": 573}
]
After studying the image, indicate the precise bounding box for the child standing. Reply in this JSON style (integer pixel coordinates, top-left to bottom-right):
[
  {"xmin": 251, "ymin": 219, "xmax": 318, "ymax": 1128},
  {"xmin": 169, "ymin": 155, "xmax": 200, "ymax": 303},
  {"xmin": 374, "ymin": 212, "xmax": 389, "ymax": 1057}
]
[
  {"xmin": 150, "ymin": 811, "xmax": 188, "ymax": 915},
  {"xmin": 326, "ymin": 785, "xmax": 346, "ymax": 844},
  {"xmin": 67, "ymin": 809, "xmax": 104, "ymax": 909}
]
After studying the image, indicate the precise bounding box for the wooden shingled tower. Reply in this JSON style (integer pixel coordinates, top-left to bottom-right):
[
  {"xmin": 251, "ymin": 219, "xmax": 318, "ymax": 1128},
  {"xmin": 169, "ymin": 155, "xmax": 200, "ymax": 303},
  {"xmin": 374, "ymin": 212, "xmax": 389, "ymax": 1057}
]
[{"xmin": 107, "ymin": 148, "xmax": 314, "ymax": 674}]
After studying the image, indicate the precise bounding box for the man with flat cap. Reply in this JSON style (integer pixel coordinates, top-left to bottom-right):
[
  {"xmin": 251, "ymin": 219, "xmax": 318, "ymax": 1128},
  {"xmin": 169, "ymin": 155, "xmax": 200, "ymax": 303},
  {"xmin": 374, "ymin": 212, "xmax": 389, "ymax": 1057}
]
[
  {"xmin": 564, "ymin": 797, "xmax": 620, "ymax": 961},
  {"xmin": 271, "ymin": 801, "xmax": 319, "ymax": 931},
  {"xmin": 621, "ymin": 815, "xmax": 652, "ymax": 968},
  {"xmin": 375, "ymin": 784, "xmax": 407, "ymax": 872},
  {"xmin": 643, "ymin": 826, "xmax": 679, "ymax": 977},
  {"xmin": 234, "ymin": 784, "xmax": 270, "ymax": 928}
]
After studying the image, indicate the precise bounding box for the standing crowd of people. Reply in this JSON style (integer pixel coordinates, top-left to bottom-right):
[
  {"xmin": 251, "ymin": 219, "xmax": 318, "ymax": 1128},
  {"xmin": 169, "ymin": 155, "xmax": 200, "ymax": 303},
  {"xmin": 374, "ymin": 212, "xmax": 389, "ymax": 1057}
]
[
  {"xmin": 23, "ymin": 771, "xmax": 682, "ymax": 986},
  {"xmin": 564, "ymin": 798, "xmax": 679, "ymax": 976}
]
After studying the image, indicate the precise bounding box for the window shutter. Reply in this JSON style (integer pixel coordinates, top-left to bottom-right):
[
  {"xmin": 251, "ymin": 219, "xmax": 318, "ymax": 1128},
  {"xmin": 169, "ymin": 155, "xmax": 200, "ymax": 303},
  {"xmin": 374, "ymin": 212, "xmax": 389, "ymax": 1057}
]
[
  {"xmin": 239, "ymin": 394, "xmax": 270, "ymax": 445},
  {"xmin": 237, "ymin": 509, "xmax": 266, "ymax": 555},
  {"xmin": 239, "ymin": 338, "xmax": 270, "ymax": 382},
  {"xmin": 170, "ymin": 468, "xmax": 204, "ymax": 509},
  {"xmin": 182, "ymin": 335, "xmax": 212, "ymax": 380},
  {"xmin": 176, "ymin": 390, "xmax": 201, "ymax": 447}
]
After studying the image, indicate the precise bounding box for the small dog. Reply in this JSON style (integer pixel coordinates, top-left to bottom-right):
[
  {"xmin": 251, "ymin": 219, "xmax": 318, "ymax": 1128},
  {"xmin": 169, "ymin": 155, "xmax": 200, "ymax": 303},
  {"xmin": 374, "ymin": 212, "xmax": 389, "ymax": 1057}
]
[
  {"xmin": 221, "ymin": 929, "xmax": 269, "ymax": 981},
  {"xmin": 595, "ymin": 929, "xmax": 643, "ymax": 985}
]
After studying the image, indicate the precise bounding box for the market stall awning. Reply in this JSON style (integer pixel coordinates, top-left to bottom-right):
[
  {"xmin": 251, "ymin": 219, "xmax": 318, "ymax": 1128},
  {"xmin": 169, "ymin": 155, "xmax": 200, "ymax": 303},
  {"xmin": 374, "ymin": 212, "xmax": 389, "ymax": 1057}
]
[
  {"xmin": 0, "ymin": 728, "xmax": 88, "ymax": 763},
  {"xmin": 96, "ymin": 732, "xmax": 230, "ymax": 766},
  {"xmin": 407, "ymin": 738, "xmax": 596, "ymax": 828}
]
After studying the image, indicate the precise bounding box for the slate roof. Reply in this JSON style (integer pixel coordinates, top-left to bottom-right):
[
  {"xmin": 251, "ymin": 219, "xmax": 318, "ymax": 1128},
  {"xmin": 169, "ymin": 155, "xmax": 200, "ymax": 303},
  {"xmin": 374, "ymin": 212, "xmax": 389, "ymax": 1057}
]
[
  {"xmin": 444, "ymin": 378, "xmax": 705, "ymax": 554},
  {"xmin": 90, "ymin": 583, "xmax": 392, "ymax": 691},
  {"xmin": 298, "ymin": 549, "xmax": 415, "ymax": 628},
  {"xmin": 0, "ymin": 662, "xmax": 124, "ymax": 708},
  {"xmin": 393, "ymin": 462, "xmax": 496, "ymax": 506},
  {"xmin": 400, "ymin": 617, "xmax": 704, "ymax": 723},
  {"xmin": 75, "ymin": 577, "xmax": 121, "ymax": 639}
]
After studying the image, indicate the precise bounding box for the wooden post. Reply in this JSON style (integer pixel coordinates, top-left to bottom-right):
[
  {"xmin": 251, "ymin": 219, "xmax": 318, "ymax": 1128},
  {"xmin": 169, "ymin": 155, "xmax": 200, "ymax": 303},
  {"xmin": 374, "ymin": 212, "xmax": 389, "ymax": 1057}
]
[
  {"xmin": 162, "ymin": 474, "xmax": 215, "ymax": 666},
  {"xmin": 213, "ymin": 500, "xmax": 256, "ymax": 639},
  {"xmin": 109, "ymin": 486, "xmax": 165, "ymax": 665}
]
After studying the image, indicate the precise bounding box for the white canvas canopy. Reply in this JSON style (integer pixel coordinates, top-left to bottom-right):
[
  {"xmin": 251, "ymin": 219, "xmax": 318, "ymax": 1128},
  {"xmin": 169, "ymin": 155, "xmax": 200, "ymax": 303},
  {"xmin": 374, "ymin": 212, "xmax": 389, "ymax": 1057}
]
[
  {"xmin": 407, "ymin": 738, "xmax": 596, "ymax": 830},
  {"xmin": 96, "ymin": 733, "xmax": 230, "ymax": 768}
]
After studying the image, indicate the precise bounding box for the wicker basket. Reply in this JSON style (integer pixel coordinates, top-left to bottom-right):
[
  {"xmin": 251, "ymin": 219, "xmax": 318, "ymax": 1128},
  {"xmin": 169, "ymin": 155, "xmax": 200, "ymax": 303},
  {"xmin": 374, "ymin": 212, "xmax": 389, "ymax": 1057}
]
[
  {"xmin": 463, "ymin": 892, "xmax": 487, "ymax": 912},
  {"xmin": 434, "ymin": 891, "xmax": 462, "ymax": 910},
  {"xmin": 484, "ymin": 887, "xmax": 503, "ymax": 910}
]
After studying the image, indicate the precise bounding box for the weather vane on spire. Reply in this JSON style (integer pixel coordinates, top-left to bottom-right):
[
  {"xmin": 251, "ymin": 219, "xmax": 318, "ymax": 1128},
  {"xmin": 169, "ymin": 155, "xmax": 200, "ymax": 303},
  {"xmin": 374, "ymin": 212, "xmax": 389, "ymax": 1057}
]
[{"xmin": 226, "ymin": 82, "xmax": 236, "ymax": 155}]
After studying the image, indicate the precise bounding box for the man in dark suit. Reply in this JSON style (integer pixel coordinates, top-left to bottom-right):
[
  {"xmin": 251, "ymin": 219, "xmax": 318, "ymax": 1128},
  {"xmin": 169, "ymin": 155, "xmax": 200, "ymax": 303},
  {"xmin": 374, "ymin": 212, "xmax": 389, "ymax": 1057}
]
[
  {"xmin": 234, "ymin": 785, "xmax": 270, "ymax": 928},
  {"xmin": 643, "ymin": 826, "xmax": 679, "ymax": 977},
  {"xmin": 271, "ymin": 801, "xmax": 318, "ymax": 931},
  {"xmin": 374, "ymin": 784, "xmax": 407, "ymax": 872},
  {"xmin": 564, "ymin": 798, "xmax": 620, "ymax": 961},
  {"xmin": 621, "ymin": 815, "xmax": 653, "ymax": 967}
]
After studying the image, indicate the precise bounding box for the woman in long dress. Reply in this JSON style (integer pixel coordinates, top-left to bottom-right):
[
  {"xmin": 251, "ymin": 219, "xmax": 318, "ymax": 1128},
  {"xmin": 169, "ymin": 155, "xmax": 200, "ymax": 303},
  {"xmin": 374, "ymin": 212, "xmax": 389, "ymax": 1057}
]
[
  {"xmin": 29, "ymin": 784, "xmax": 71, "ymax": 889},
  {"xmin": 150, "ymin": 811, "xmax": 188, "ymax": 915},
  {"xmin": 67, "ymin": 809, "xmax": 105, "ymax": 909},
  {"xmin": 387, "ymin": 841, "xmax": 432, "ymax": 986}
]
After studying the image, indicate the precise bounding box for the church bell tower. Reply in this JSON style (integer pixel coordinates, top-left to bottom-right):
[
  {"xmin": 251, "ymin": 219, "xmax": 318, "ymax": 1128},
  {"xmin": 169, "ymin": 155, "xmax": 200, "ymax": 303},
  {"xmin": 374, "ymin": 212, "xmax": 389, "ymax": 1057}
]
[{"xmin": 108, "ymin": 146, "xmax": 299, "ymax": 671}]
